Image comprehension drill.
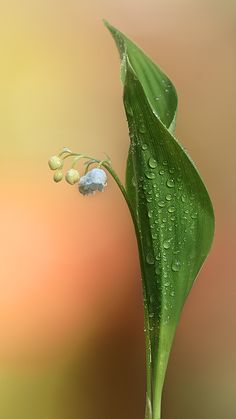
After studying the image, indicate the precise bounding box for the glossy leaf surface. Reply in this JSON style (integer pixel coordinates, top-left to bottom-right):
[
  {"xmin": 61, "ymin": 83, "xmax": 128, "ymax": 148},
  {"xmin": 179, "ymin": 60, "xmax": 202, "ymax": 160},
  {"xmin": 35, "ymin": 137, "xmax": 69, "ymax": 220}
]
[{"xmin": 105, "ymin": 21, "xmax": 215, "ymax": 419}]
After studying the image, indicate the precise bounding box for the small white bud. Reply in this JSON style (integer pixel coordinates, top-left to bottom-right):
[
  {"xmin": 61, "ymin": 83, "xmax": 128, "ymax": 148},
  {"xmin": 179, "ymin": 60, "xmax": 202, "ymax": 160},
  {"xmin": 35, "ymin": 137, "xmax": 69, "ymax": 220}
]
[
  {"xmin": 48, "ymin": 155, "xmax": 63, "ymax": 170},
  {"xmin": 65, "ymin": 169, "xmax": 80, "ymax": 185},
  {"xmin": 53, "ymin": 170, "xmax": 63, "ymax": 183},
  {"xmin": 79, "ymin": 168, "xmax": 107, "ymax": 195}
]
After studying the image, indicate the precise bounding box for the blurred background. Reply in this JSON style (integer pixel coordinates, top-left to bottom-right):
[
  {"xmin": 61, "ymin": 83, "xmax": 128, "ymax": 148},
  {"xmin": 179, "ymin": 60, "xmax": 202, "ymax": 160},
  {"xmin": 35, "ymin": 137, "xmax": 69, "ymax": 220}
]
[{"xmin": 0, "ymin": 0, "xmax": 235, "ymax": 418}]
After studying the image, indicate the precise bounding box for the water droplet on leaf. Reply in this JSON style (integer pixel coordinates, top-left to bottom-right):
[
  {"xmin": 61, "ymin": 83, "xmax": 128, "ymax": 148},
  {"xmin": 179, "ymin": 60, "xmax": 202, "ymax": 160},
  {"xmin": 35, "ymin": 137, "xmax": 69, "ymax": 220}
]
[
  {"xmin": 164, "ymin": 240, "xmax": 171, "ymax": 249},
  {"xmin": 172, "ymin": 260, "xmax": 181, "ymax": 272},
  {"xmin": 146, "ymin": 253, "xmax": 155, "ymax": 265},
  {"xmin": 167, "ymin": 179, "xmax": 175, "ymax": 188},
  {"xmin": 149, "ymin": 157, "xmax": 158, "ymax": 169},
  {"xmin": 145, "ymin": 171, "xmax": 155, "ymax": 179},
  {"xmin": 139, "ymin": 125, "xmax": 146, "ymax": 134}
]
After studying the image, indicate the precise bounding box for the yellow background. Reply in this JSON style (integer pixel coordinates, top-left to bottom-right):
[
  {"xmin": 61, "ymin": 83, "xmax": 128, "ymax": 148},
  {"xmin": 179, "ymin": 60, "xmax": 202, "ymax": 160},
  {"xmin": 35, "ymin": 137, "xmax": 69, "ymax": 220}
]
[{"xmin": 0, "ymin": 0, "xmax": 235, "ymax": 418}]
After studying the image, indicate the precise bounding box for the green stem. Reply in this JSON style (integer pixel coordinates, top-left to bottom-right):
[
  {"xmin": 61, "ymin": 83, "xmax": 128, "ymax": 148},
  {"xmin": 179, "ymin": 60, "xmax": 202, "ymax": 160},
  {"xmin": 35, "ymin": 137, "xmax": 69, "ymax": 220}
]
[{"xmin": 102, "ymin": 163, "xmax": 153, "ymax": 419}]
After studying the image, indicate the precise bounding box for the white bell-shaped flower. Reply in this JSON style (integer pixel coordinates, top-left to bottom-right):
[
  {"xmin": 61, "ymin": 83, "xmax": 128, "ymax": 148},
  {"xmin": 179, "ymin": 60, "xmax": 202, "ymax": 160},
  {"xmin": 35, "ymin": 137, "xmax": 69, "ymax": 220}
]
[{"xmin": 79, "ymin": 168, "xmax": 107, "ymax": 195}]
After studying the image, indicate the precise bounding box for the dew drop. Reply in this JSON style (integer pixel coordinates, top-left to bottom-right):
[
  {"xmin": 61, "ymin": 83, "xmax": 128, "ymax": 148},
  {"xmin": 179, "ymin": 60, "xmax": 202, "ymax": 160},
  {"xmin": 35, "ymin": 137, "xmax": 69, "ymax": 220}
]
[
  {"xmin": 166, "ymin": 179, "xmax": 175, "ymax": 188},
  {"xmin": 163, "ymin": 160, "xmax": 168, "ymax": 166},
  {"xmin": 145, "ymin": 171, "xmax": 155, "ymax": 179},
  {"xmin": 164, "ymin": 240, "xmax": 171, "ymax": 249},
  {"xmin": 155, "ymin": 266, "xmax": 161, "ymax": 275},
  {"xmin": 139, "ymin": 125, "xmax": 146, "ymax": 134},
  {"xmin": 191, "ymin": 212, "xmax": 198, "ymax": 219},
  {"xmin": 149, "ymin": 157, "xmax": 158, "ymax": 169},
  {"xmin": 181, "ymin": 195, "xmax": 187, "ymax": 203},
  {"xmin": 142, "ymin": 144, "xmax": 148, "ymax": 150},
  {"xmin": 158, "ymin": 201, "xmax": 166, "ymax": 207},
  {"xmin": 172, "ymin": 260, "xmax": 181, "ymax": 272},
  {"xmin": 159, "ymin": 169, "xmax": 165, "ymax": 175},
  {"xmin": 146, "ymin": 253, "xmax": 155, "ymax": 265},
  {"xmin": 168, "ymin": 206, "xmax": 176, "ymax": 213},
  {"xmin": 166, "ymin": 194, "xmax": 172, "ymax": 201},
  {"xmin": 169, "ymin": 168, "xmax": 175, "ymax": 174},
  {"xmin": 148, "ymin": 210, "xmax": 153, "ymax": 218}
]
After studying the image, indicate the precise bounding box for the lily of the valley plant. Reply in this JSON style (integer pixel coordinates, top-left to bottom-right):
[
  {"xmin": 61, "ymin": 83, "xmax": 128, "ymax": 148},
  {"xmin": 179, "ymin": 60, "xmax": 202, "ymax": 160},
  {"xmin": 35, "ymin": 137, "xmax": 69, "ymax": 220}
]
[{"xmin": 48, "ymin": 21, "xmax": 214, "ymax": 419}]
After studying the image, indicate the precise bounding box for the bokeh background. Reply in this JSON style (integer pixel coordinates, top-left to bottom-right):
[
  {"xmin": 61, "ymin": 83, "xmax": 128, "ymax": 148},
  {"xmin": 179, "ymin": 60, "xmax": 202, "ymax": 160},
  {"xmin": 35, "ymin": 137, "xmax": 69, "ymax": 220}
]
[{"xmin": 0, "ymin": 0, "xmax": 235, "ymax": 418}]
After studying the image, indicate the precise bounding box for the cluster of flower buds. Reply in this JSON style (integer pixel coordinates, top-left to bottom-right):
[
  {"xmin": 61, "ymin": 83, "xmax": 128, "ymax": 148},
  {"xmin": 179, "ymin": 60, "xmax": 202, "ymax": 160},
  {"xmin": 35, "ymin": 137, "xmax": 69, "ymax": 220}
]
[{"xmin": 48, "ymin": 148, "xmax": 109, "ymax": 195}]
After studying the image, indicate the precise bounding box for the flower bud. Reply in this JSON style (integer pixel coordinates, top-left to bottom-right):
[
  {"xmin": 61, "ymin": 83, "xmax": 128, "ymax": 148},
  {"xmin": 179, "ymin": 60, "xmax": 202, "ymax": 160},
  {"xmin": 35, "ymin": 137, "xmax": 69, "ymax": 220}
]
[
  {"xmin": 79, "ymin": 168, "xmax": 107, "ymax": 195},
  {"xmin": 53, "ymin": 170, "xmax": 63, "ymax": 183},
  {"xmin": 65, "ymin": 169, "xmax": 80, "ymax": 185},
  {"xmin": 48, "ymin": 155, "xmax": 63, "ymax": 170}
]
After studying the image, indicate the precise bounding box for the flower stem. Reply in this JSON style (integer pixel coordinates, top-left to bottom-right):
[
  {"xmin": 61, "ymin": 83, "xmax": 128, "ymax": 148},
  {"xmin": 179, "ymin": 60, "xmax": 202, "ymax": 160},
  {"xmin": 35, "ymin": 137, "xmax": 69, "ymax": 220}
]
[{"xmin": 101, "ymin": 162, "xmax": 153, "ymax": 419}]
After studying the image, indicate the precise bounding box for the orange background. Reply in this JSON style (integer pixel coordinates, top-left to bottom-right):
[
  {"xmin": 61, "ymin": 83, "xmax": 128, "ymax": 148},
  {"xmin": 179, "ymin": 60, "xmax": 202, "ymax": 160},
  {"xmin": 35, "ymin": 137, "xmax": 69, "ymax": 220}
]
[{"xmin": 0, "ymin": 1, "xmax": 235, "ymax": 418}]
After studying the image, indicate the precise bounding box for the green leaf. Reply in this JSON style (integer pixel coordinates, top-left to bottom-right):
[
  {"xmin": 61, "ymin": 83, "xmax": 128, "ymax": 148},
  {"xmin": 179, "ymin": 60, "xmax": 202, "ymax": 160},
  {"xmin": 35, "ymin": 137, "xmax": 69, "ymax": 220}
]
[{"xmin": 104, "ymin": 21, "xmax": 215, "ymax": 419}]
